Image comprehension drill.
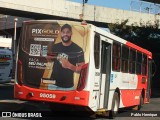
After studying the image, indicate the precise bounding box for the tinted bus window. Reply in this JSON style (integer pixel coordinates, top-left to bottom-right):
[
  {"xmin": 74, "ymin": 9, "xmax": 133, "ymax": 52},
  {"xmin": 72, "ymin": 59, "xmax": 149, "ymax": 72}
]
[
  {"xmin": 112, "ymin": 42, "xmax": 121, "ymax": 71},
  {"xmin": 142, "ymin": 54, "xmax": 147, "ymax": 75},
  {"xmin": 136, "ymin": 52, "xmax": 142, "ymax": 74},
  {"xmin": 129, "ymin": 49, "xmax": 136, "ymax": 73},
  {"xmin": 121, "ymin": 45, "xmax": 129, "ymax": 73},
  {"xmin": 94, "ymin": 34, "xmax": 100, "ymax": 69}
]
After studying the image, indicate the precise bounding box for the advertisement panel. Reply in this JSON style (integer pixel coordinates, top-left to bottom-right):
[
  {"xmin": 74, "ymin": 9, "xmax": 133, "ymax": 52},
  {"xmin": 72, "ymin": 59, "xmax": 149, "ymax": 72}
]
[{"xmin": 19, "ymin": 21, "xmax": 90, "ymax": 90}]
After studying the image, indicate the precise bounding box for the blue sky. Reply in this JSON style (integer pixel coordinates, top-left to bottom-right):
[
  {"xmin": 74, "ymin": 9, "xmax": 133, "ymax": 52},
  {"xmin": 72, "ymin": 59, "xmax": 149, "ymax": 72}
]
[{"xmin": 70, "ymin": 0, "xmax": 140, "ymax": 10}]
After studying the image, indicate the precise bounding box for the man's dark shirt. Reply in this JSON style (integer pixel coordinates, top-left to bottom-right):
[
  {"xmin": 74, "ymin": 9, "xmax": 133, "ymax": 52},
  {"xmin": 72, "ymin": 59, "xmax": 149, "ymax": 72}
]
[{"xmin": 51, "ymin": 42, "xmax": 84, "ymax": 88}]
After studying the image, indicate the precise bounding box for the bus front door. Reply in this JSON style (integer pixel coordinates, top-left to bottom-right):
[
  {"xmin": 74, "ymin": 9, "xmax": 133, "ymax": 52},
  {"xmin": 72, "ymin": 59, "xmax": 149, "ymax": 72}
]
[{"xmin": 99, "ymin": 41, "xmax": 111, "ymax": 109}]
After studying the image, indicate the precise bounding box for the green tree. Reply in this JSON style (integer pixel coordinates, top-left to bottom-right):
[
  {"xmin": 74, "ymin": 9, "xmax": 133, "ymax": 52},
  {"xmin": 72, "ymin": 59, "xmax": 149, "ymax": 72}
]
[{"xmin": 108, "ymin": 19, "xmax": 160, "ymax": 53}]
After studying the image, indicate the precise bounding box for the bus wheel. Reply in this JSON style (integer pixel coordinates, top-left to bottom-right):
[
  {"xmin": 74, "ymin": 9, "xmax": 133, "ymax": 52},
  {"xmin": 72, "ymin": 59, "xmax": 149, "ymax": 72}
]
[
  {"xmin": 109, "ymin": 92, "xmax": 119, "ymax": 118},
  {"xmin": 138, "ymin": 94, "xmax": 143, "ymax": 110}
]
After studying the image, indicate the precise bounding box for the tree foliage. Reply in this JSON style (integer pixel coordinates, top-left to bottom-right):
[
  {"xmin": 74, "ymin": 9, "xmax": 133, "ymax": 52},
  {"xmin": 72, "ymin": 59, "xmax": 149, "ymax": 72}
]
[
  {"xmin": 108, "ymin": 20, "xmax": 160, "ymax": 88},
  {"xmin": 108, "ymin": 19, "xmax": 160, "ymax": 53}
]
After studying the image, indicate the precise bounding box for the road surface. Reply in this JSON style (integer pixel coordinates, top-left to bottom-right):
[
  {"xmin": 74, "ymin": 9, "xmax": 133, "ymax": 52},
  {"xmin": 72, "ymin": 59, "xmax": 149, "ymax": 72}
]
[{"xmin": 0, "ymin": 82, "xmax": 160, "ymax": 119}]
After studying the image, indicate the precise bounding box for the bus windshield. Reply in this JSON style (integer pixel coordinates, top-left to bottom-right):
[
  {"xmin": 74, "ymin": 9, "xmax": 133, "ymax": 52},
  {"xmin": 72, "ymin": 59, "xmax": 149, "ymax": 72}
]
[{"xmin": 18, "ymin": 21, "xmax": 89, "ymax": 90}]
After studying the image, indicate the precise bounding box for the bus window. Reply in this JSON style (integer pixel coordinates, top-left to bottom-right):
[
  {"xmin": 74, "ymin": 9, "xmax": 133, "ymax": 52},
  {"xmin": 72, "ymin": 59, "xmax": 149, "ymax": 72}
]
[
  {"xmin": 112, "ymin": 42, "xmax": 121, "ymax": 71},
  {"xmin": 142, "ymin": 54, "xmax": 147, "ymax": 75},
  {"xmin": 129, "ymin": 49, "xmax": 136, "ymax": 74},
  {"xmin": 121, "ymin": 45, "xmax": 129, "ymax": 73},
  {"xmin": 136, "ymin": 52, "xmax": 142, "ymax": 75},
  {"xmin": 94, "ymin": 34, "xmax": 100, "ymax": 69}
]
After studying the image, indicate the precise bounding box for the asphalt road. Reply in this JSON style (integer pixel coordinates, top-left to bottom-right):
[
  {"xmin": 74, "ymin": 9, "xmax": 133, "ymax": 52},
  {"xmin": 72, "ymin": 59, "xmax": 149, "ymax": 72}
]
[{"xmin": 0, "ymin": 82, "xmax": 160, "ymax": 120}]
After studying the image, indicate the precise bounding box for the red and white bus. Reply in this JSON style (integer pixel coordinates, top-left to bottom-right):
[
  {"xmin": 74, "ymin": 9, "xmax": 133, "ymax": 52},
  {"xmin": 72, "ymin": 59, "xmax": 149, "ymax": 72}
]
[{"xmin": 14, "ymin": 20, "xmax": 152, "ymax": 117}]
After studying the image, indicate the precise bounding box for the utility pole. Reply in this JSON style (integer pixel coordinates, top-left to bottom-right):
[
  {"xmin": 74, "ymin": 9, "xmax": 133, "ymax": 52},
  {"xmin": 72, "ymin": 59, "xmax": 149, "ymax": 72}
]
[
  {"xmin": 13, "ymin": 17, "xmax": 18, "ymax": 60},
  {"xmin": 79, "ymin": 0, "xmax": 88, "ymax": 20}
]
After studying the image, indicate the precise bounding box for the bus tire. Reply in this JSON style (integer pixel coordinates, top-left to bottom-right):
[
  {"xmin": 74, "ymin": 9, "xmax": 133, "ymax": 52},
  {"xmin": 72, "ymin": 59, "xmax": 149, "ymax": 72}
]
[
  {"xmin": 109, "ymin": 92, "xmax": 119, "ymax": 119},
  {"xmin": 138, "ymin": 94, "xmax": 143, "ymax": 110}
]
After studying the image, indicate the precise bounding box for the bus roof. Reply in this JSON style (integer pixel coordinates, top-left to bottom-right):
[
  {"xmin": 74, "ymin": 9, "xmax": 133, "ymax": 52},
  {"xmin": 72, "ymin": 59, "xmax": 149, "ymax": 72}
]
[{"xmin": 23, "ymin": 20, "xmax": 90, "ymax": 26}]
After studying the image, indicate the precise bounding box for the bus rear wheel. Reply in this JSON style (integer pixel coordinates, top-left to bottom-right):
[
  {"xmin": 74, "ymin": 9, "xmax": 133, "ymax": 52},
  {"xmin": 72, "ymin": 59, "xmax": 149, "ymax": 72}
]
[{"xmin": 109, "ymin": 92, "xmax": 119, "ymax": 118}]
